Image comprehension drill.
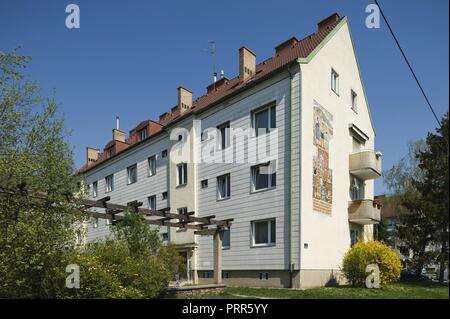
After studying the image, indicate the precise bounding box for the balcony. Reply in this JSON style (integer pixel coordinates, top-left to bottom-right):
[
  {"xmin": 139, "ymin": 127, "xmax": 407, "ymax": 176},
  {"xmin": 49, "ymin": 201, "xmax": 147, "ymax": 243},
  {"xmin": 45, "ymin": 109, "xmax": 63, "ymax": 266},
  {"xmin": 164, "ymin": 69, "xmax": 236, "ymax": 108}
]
[
  {"xmin": 349, "ymin": 150, "xmax": 382, "ymax": 180},
  {"xmin": 348, "ymin": 199, "xmax": 381, "ymax": 225}
]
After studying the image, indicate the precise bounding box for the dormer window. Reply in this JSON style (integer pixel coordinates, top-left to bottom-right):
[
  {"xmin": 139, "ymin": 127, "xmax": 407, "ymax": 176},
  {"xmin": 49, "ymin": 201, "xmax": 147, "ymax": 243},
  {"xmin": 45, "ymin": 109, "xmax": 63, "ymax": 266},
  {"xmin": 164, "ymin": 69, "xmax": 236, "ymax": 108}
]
[
  {"xmin": 108, "ymin": 147, "xmax": 115, "ymax": 157},
  {"xmin": 138, "ymin": 128, "xmax": 148, "ymax": 141}
]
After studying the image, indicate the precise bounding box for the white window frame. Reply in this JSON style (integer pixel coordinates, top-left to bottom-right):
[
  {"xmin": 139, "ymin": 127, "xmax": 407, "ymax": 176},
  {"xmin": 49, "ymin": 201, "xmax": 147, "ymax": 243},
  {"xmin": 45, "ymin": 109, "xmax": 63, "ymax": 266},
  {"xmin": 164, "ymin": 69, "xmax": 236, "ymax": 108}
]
[
  {"xmin": 148, "ymin": 155, "xmax": 156, "ymax": 177},
  {"xmin": 127, "ymin": 164, "xmax": 137, "ymax": 185},
  {"xmin": 252, "ymin": 103, "xmax": 276, "ymax": 137},
  {"xmin": 201, "ymin": 179, "xmax": 208, "ymax": 189},
  {"xmin": 148, "ymin": 195, "xmax": 156, "ymax": 211},
  {"xmin": 105, "ymin": 174, "xmax": 114, "ymax": 193},
  {"xmin": 93, "ymin": 217, "xmax": 98, "ymax": 229},
  {"xmin": 139, "ymin": 128, "xmax": 148, "ymax": 141},
  {"xmin": 92, "ymin": 181, "xmax": 98, "ymax": 198},
  {"xmin": 217, "ymin": 173, "xmax": 231, "ymax": 200},
  {"xmin": 251, "ymin": 161, "xmax": 276, "ymax": 192},
  {"xmin": 217, "ymin": 121, "xmax": 230, "ymax": 150},
  {"xmin": 177, "ymin": 163, "xmax": 188, "ymax": 186},
  {"xmin": 331, "ymin": 68, "xmax": 339, "ymax": 95},
  {"xmin": 251, "ymin": 219, "xmax": 276, "ymax": 247}
]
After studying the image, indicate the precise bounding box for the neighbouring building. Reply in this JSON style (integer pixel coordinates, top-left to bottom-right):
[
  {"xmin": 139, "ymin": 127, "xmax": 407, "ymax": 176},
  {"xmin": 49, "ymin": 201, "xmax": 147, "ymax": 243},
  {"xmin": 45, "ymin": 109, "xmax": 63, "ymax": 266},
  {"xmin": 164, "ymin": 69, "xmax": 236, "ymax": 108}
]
[{"xmin": 77, "ymin": 13, "xmax": 383, "ymax": 288}]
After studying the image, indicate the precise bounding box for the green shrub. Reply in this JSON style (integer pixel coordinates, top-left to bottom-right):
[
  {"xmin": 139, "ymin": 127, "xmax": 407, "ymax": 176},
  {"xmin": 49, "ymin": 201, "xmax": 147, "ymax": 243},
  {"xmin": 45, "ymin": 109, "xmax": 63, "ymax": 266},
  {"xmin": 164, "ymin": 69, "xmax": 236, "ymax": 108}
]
[{"xmin": 342, "ymin": 240, "xmax": 402, "ymax": 287}]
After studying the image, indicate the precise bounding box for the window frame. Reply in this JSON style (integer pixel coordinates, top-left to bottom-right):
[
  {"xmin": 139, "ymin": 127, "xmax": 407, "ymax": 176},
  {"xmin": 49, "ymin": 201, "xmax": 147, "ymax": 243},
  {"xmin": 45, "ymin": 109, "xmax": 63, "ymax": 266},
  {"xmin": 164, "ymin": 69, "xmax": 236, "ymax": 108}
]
[
  {"xmin": 251, "ymin": 219, "xmax": 276, "ymax": 247},
  {"xmin": 351, "ymin": 89, "xmax": 358, "ymax": 113},
  {"xmin": 201, "ymin": 179, "xmax": 208, "ymax": 189},
  {"xmin": 217, "ymin": 173, "xmax": 231, "ymax": 200},
  {"xmin": 148, "ymin": 195, "xmax": 156, "ymax": 211},
  {"xmin": 162, "ymin": 191, "xmax": 168, "ymax": 200},
  {"xmin": 127, "ymin": 164, "xmax": 138, "ymax": 185},
  {"xmin": 251, "ymin": 161, "xmax": 276, "ymax": 193},
  {"xmin": 105, "ymin": 174, "xmax": 114, "ymax": 193},
  {"xmin": 252, "ymin": 103, "xmax": 276, "ymax": 137},
  {"xmin": 331, "ymin": 68, "xmax": 339, "ymax": 95},
  {"xmin": 176, "ymin": 207, "xmax": 188, "ymax": 232},
  {"xmin": 216, "ymin": 121, "xmax": 230, "ymax": 150},
  {"xmin": 162, "ymin": 149, "xmax": 168, "ymax": 158},
  {"xmin": 177, "ymin": 163, "xmax": 188, "ymax": 186},
  {"xmin": 222, "ymin": 229, "xmax": 231, "ymax": 250},
  {"xmin": 148, "ymin": 155, "xmax": 156, "ymax": 177},
  {"xmin": 92, "ymin": 181, "xmax": 98, "ymax": 198},
  {"xmin": 138, "ymin": 128, "xmax": 148, "ymax": 141}
]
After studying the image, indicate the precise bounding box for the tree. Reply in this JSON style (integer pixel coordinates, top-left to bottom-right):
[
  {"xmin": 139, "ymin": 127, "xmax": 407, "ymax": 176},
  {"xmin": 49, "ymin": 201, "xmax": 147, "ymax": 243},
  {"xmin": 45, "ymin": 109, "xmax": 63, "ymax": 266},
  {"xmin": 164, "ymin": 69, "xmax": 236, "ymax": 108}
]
[
  {"xmin": 414, "ymin": 113, "xmax": 449, "ymax": 283},
  {"xmin": 0, "ymin": 49, "xmax": 85, "ymax": 298},
  {"xmin": 383, "ymin": 140, "xmax": 436, "ymax": 278}
]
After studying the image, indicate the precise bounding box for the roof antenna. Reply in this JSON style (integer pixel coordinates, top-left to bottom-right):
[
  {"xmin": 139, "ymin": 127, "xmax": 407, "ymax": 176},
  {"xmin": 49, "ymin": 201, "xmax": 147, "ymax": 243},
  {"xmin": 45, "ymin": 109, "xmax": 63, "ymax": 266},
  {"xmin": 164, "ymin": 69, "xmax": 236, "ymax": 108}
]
[
  {"xmin": 116, "ymin": 116, "xmax": 120, "ymax": 130},
  {"xmin": 204, "ymin": 41, "xmax": 217, "ymax": 89}
]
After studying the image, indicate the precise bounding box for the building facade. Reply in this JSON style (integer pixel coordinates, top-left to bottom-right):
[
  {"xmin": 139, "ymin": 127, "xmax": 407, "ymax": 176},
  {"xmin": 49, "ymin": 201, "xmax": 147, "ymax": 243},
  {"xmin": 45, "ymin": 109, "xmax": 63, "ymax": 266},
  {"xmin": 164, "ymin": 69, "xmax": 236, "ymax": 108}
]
[{"xmin": 78, "ymin": 13, "xmax": 382, "ymax": 288}]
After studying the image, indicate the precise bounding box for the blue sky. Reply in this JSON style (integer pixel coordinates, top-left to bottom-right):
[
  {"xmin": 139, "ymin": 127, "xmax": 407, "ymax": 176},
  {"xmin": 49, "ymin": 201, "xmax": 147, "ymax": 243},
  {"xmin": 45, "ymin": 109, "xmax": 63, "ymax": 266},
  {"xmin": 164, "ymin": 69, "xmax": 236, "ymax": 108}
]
[{"xmin": 0, "ymin": 0, "xmax": 448, "ymax": 195}]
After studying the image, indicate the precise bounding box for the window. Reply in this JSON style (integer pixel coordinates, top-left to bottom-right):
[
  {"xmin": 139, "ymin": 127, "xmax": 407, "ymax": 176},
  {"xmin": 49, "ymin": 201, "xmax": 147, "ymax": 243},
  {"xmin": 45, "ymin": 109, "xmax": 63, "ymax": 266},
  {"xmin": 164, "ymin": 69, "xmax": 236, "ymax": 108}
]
[
  {"xmin": 148, "ymin": 155, "xmax": 156, "ymax": 176},
  {"xmin": 178, "ymin": 134, "xmax": 183, "ymax": 141},
  {"xmin": 105, "ymin": 174, "xmax": 114, "ymax": 193},
  {"xmin": 93, "ymin": 217, "xmax": 98, "ymax": 229},
  {"xmin": 259, "ymin": 272, "xmax": 269, "ymax": 280},
  {"xmin": 138, "ymin": 128, "xmax": 148, "ymax": 141},
  {"xmin": 148, "ymin": 195, "xmax": 156, "ymax": 211},
  {"xmin": 177, "ymin": 163, "xmax": 188, "ymax": 186},
  {"xmin": 222, "ymin": 229, "xmax": 230, "ymax": 249},
  {"xmin": 162, "ymin": 191, "xmax": 168, "ymax": 200},
  {"xmin": 162, "ymin": 149, "xmax": 168, "ymax": 158},
  {"xmin": 92, "ymin": 181, "xmax": 98, "ymax": 197},
  {"xmin": 351, "ymin": 90, "xmax": 358, "ymax": 112},
  {"xmin": 177, "ymin": 207, "xmax": 188, "ymax": 231},
  {"xmin": 107, "ymin": 147, "xmax": 115, "ymax": 157},
  {"xmin": 252, "ymin": 104, "xmax": 276, "ymax": 136},
  {"xmin": 252, "ymin": 219, "xmax": 276, "ymax": 246},
  {"xmin": 75, "ymin": 231, "xmax": 82, "ymax": 244},
  {"xmin": 350, "ymin": 229, "xmax": 359, "ymax": 247},
  {"xmin": 251, "ymin": 162, "xmax": 276, "ymax": 192},
  {"xmin": 222, "ymin": 272, "xmax": 230, "ymax": 279},
  {"xmin": 201, "ymin": 179, "xmax": 208, "ymax": 189},
  {"xmin": 127, "ymin": 164, "xmax": 137, "ymax": 184},
  {"xmin": 203, "ymin": 272, "xmax": 212, "ymax": 279},
  {"xmin": 217, "ymin": 174, "xmax": 231, "ymax": 200},
  {"xmin": 161, "ymin": 232, "xmax": 169, "ymax": 242},
  {"xmin": 331, "ymin": 69, "xmax": 339, "ymax": 94},
  {"xmin": 106, "ymin": 218, "xmax": 111, "ymax": 226},
  {"xmin": 217, "ymin": 121, "xmax": 230, "ymax": 150},
  {"xmin": 350, "ymin": 178, "xmax": 364, "ymax": 200}
]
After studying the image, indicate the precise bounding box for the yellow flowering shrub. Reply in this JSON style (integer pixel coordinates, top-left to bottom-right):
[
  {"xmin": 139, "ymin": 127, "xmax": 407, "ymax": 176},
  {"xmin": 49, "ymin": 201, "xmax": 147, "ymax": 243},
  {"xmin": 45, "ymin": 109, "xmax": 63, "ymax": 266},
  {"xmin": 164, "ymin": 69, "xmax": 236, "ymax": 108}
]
[{"xmin": 342, "ymin": 240, "xmax": 402, "ymax": 287}]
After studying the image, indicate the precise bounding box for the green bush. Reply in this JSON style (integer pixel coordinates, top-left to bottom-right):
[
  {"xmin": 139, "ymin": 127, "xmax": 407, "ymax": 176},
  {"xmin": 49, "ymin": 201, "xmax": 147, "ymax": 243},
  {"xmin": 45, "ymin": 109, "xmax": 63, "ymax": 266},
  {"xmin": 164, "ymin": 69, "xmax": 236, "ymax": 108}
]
[{"xmin": 342, "ymin": 240, "xmax": 402, "ymax": 287}]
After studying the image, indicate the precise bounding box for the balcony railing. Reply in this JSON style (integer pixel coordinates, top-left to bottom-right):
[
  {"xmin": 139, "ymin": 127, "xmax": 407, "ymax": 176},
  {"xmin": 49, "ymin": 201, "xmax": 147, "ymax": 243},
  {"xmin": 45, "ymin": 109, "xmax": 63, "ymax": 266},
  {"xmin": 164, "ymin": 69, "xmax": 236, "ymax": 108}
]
[
  {"xmin": 349, "ymin": 150, "xmax": 382, "ymax": 180},
  {"xmin": 348, "ymin": 199, "xmax": 381, "ymax": 225}
]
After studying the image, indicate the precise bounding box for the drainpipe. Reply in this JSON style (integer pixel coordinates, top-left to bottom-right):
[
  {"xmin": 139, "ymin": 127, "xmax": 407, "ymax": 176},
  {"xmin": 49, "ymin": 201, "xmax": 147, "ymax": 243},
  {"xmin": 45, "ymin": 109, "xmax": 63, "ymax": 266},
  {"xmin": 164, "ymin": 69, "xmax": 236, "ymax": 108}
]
[{"xmin": 286, "ymin": 65, "xmax": 294, "ymax": 288}]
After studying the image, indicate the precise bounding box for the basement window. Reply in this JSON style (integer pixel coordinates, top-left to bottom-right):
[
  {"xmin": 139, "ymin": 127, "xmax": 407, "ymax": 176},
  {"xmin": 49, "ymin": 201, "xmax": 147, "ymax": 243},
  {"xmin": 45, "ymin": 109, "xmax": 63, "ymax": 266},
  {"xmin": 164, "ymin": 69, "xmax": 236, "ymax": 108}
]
[{"xmin": 259, "ymin": 272, "xmax": 269, "ymax": 280}]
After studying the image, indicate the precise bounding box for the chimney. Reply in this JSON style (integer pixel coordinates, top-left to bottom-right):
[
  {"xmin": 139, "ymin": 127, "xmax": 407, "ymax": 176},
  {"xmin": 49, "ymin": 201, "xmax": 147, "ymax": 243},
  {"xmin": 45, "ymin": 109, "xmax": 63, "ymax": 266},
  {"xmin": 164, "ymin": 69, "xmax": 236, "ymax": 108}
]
[
  {"xmin": 239, "ymin": 46, "xmax": 256, "ymax": 82},
  {"xmin": 318, "ymin": 13, "xmax": 340, "ymax": 31},
  {"xmin": 86, "ymin": 147, "xmax": 99, "ymax": 164},
  {"xmin": 178, "ymin": 86, "xmax": 193, "ymax": 115},
  {"xmin": 112, "ymin": 129, "xmax": 126, "ymax": 142}
]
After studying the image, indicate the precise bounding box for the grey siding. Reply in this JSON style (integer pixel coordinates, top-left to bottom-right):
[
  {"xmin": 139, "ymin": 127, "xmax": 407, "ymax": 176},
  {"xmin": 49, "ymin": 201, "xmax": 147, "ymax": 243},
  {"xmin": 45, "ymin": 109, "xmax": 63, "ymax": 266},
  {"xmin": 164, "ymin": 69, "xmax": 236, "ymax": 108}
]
[
  {"xmin": 196, "ymin": 75, "xmax": 292, "ymax": 270},
  {"xmin": 84, "ymin": 134, "xmax": 170, "ymax": 242}
]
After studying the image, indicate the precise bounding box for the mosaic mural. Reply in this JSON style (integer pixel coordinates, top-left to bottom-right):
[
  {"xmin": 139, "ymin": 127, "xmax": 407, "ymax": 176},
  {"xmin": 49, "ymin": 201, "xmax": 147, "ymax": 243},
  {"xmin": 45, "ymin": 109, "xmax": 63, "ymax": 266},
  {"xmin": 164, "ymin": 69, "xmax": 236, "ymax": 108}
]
[{"xmin": 313, "ymin": 100, "xmax": 333, "ymax": 213}]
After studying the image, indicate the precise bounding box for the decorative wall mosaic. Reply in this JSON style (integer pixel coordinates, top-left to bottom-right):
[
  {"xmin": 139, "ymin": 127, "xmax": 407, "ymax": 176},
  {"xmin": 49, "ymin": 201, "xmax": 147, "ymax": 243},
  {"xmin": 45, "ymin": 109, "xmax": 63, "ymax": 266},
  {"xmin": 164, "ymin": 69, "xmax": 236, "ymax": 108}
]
[{"xmin": 313, "ymin": 100, "xmax": 333, "ymax": 214}]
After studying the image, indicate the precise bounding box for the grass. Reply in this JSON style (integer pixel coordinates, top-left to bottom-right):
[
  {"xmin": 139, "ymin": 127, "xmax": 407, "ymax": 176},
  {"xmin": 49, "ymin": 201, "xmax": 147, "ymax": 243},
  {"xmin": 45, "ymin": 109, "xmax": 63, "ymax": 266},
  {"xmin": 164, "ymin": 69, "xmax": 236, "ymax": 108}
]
[{"xmin": 216, "ymin": 281, "xmax": 449, "ymax": 299}]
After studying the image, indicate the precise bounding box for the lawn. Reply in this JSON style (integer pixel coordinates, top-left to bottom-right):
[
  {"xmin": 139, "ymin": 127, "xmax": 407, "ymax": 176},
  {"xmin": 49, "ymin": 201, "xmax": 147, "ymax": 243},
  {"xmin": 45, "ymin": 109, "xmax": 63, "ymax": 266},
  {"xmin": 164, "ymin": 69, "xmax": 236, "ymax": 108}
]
[{"xmin": 218, "ymin": 281, "xmax": 449, "ymax": 299}]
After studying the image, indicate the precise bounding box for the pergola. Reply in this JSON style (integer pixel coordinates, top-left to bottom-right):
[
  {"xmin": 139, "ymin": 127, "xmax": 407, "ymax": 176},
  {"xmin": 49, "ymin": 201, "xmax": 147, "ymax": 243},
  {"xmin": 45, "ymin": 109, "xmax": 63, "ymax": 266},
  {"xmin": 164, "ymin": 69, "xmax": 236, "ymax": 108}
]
[{"xmin": 0, "ymin": 187, "xmax": 232, "ymax": 284}]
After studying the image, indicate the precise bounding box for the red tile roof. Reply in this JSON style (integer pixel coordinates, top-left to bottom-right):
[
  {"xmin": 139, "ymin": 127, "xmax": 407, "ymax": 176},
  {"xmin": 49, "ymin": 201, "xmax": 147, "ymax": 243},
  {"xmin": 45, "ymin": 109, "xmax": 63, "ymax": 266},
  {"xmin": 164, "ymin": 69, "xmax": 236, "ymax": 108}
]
[{"xmin": 78, "ymin": 13, "xmax": 343, "ymax": 174}]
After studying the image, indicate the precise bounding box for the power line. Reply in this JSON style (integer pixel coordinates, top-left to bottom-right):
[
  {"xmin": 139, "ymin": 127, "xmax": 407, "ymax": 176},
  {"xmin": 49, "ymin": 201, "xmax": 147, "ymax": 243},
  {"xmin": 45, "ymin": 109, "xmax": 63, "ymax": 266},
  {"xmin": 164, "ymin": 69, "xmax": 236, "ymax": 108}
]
[{"xmin": 374, "ymin": 0, "xmax": 441, "ymax": 126}]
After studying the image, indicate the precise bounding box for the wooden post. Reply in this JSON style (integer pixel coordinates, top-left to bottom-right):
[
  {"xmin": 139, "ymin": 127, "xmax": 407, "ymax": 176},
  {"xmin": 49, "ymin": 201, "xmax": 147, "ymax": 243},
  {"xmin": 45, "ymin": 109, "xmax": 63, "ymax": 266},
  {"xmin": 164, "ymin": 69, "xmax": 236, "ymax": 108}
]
[{"xmin": 213, "ymin": 228, "xmax": 223, "ymax": 284}]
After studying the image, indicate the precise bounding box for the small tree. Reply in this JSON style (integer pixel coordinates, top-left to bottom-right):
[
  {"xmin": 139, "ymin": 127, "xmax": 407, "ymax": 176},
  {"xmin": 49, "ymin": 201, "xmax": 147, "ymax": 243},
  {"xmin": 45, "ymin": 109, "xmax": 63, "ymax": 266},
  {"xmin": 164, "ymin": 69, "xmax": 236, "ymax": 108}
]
[{"xmin": 0, "ymin": 49, "xmax": 85, "ymax": 298}]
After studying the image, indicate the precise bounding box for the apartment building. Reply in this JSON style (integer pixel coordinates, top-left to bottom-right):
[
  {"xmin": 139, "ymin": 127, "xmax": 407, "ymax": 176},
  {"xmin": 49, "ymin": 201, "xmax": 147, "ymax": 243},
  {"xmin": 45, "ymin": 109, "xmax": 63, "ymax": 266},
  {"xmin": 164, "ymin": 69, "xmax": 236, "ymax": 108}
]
[{"xmin": 78, "ymin": 13, "xmax": 382, "ymax": 288}]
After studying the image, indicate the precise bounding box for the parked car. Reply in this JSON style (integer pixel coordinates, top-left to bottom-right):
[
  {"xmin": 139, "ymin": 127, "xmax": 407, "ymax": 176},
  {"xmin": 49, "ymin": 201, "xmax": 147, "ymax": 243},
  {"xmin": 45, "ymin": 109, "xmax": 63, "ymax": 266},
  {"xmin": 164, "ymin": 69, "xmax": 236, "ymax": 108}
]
[{"xmin": 400, "ymin": 269, "xmax": 431, "ymax": 281}]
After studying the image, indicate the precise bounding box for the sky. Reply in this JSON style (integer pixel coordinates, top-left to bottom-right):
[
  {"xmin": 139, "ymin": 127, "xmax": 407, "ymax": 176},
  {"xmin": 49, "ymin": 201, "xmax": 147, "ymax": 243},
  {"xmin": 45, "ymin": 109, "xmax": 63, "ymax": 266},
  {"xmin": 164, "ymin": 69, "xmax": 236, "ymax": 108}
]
[{"xmin": 0, "ymin": 0, "xmax": 448, "ymax": 195}]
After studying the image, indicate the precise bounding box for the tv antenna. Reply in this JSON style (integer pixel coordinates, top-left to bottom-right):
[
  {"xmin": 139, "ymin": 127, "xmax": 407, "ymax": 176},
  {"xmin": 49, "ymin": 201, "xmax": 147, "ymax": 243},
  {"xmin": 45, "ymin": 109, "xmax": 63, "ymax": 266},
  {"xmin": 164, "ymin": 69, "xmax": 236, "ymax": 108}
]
[{"xmin": 204, "ymin": 41, "xmax": 217, "ymax": 89}]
